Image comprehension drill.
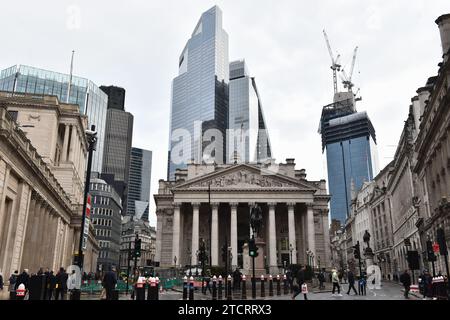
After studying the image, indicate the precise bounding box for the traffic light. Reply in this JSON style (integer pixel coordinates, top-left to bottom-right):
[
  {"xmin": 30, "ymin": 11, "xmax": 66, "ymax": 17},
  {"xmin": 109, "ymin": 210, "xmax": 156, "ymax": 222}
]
[
  {"xmin": 249, "ymin": 238, "xmax": 259, "ymax": 257},
  {"xmin": 134, "ymin": 238, "xmax": 142, "ymax": 258},
  {"xmin": 353, "ymin": 241, "xmax": 361, "ymax": 260},
  {"xmin": 426, "ymin": 240, "xmax": 437, "ymax": 262},
  {"xmin": 436, "ymin": 228, "xmax": 448, "ymax": 256},
  {"xmin": 222, "ymin": 244, "xmax": 227, "ymax": 263}
]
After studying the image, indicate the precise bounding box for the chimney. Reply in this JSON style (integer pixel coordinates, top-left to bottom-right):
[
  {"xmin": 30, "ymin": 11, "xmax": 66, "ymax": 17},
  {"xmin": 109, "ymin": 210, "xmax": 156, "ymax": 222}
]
[{"xmin": 435, "ymin": 14, "xmax": 450, "ymax": 59}]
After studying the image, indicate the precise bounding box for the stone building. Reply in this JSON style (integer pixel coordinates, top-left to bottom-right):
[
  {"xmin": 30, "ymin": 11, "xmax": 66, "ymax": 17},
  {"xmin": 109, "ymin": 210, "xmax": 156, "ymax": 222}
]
[
  {"xmin": 0, "ymin": 92, "xmax": 99, "ymax": 275},
  {"xmin": 154, "ymin": 159, "xmax": 331, "ymax": 275},
  {"xmin": 414, "ymin": 14, "xmax": 450, "ymax": 274}
]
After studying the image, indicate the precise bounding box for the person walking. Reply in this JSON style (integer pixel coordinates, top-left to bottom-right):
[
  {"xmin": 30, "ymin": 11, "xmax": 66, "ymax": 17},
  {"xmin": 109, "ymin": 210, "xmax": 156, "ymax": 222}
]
[
  {"xmin": 55, "ymin": 267, "xmax": 68, "ymax": 300},
  {"xmin": 0, "ymin": 271, "xmax": 4, "ymax": 291},
  {"xmin": 318, "ymin": 269, "xmax": 325, "ymax": 290},
  {"xmin": 346, "ymin": 270, "xmax": 358, "ymax": 295},
  {"xmin": 47, "ymin": 271, "xmax": 57, "ymax": 300},
  {"xmin": 400, "ymin": 270, "xmax": 411, "ymax": 299},
  {"xmin": 203, "ymin": 269, "xmax": 212, "ymax": 294},
  {"xmin": 232, "ymin": 268, "xmax": 241, "ymax": 291},
  {"xmin": 102, "ymin": 267, "xmax": 118, "ymax": 300},
  {"xmin": 358, "ymin": 274, "xmax": 367, "ymax": 295},
  {"xmin": 331, "ymin": 269, "xmax": 342, "ymax": 296},
  {"xmin": 292, "ymin": 266, "xmax": 308, "ymax": 300},
  {"xmin": 8, "ymin": 270, "xmax": 19, "ymax": 300},
  {"xmin": 15, "ymin": 269, "xmax": 30, "ymax": 299}
]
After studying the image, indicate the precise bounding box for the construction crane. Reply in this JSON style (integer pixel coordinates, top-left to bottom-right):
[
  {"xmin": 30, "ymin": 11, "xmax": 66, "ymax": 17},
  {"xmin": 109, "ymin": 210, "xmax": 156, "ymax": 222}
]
[
  {"xmin": 323, "ymin": 29, "xmax": 341, "ymax": 95},
  {"xmin": 341, "ymin": 46, "xmax": 358, "ymax": 92}
]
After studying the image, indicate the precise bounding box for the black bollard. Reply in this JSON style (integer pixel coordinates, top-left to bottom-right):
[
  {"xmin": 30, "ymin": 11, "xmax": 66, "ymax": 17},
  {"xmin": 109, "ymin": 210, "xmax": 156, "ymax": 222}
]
[
  {"xmin": 260, "ymin": 275, "xmax": 265, "ymax": 298},
  {"xmin": 218, "ymin": 276, "xmax": 223, "ymax": 300},
  {"xmin": 276, "ymin": 275, "xmax": 281, "ymax": 296},
  {"xmin": 269, "ymin": 275, "xmax": 274, "ymax": 296},
  {"xmin": 241, "ymin": 275, "xmax": 247, "ymax": 300},
  {"xmin": 188, "ymin": 277, "xmax": 194, "ymax": 300},
  {"xmin": 212, "ymin": 276, "xmax": 217, "ymax": 300},
  {"xmin": 227, "ymin": 275, "xmax": 232, "ymax": 300},
  {"xmin": 283, "ymin": 275, "xmax": 289, "ymax": 295},
  {"xmin": 135, "ymin": 277, "xmax": 146, "ymax": 300},
  {"xmin": 182, "ymin": 276, "xmax": 188, "ymax": 300}
]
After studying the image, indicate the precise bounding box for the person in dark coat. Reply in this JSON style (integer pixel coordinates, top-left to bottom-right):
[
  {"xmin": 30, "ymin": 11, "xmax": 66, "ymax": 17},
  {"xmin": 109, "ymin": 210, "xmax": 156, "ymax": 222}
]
[
  {"xmin": 47, "ymin": 271, "xmax": 57, "ymax": 300},
  {"xmin": 346, "ymin": 270, "xmax": 358, "ymax": 295},
  {"xmin": 232, "ymin": 268, "xmax": 242, "ymax": 291},
  {"xmin": 9, "ymin": 270, "xmax": 19, "ymax": 300},
  {"xmin": 15, "ymin": 269, "xmax": 30, "ymax": 291},
  {"xmin": 292, "ymin": 266, "xmax": 308, "ymax": 300},
  {"xmin": 102, "ymin": 267, "xmax": 118, "ymax": 300},
  {"xmin": 318, "ymin": 269, "xmax": 325, "ymax": 290},
  {"xmin": 55, "ymin": 267, "xmax": 68, "ymax": 300},
  {"xmin": 0, "ymin": 272, "xmax": 3, "ymax": 291},
  {"xmin": 400, "ymin": 270, "xmax": 411, "ymax": 299}
]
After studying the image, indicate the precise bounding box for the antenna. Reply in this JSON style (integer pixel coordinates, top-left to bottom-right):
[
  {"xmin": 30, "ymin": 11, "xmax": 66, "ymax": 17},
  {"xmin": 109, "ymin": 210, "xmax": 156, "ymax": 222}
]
[{"xmin": 67, "ymin": 50, "xmax": 75, "ymax": 103}]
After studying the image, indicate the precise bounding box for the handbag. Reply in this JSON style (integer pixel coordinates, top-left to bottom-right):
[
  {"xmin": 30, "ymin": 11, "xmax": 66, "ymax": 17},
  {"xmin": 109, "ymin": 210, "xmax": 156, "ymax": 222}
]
[{"xmin": 301, "ymin": 283, "xmax": 308, "ymax": 294}]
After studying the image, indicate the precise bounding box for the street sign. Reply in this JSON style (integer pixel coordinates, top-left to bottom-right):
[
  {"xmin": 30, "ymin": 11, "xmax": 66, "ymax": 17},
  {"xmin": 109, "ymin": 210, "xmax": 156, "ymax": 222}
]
[
  {"xmin": 82, "ymin": 194, "xmax": 91, "ymax": 251},
  {"xmin": 433, "ymin": 242, "xmax": 440, "ymax": 253}
]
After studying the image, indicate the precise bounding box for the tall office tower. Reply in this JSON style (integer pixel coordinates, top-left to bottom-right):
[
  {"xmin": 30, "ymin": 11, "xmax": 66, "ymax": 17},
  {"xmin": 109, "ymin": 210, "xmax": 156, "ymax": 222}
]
[
  {"xmin": 319, "ymin": 93, "xmax": 379, "ymax": 224},
  {"xmin": 228, "ymin": 60, "xmax": 272, "ymax": 163},
  {"xmin": 167, "ymin": 5, "xmax": 229, "ymax": 180},
  {"xmin": 100, "ymin": 85, "xmax": 133, "ymax": 213},
  {"xmin": 127, "ymin": 147, "xmax": 152, "ymax": 222},
  {"xmin": 0, "ymin": 65, "xmax": 108, "ymax": 173}
]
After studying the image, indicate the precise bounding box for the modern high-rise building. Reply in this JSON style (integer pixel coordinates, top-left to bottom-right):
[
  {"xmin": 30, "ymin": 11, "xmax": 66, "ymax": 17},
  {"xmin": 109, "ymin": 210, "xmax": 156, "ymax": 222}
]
[
  {"xmin": 228, "ymin": 60, "xmax": 272, "ymax": 163},
  {"xmin": 100, "ymin": 85, "xmax": 133, "ymax": 212},
  {"xmin": 319, "ymin": 93, "xmax": 379, "ymax": 224},
  {"xmin": 167, "ymin": 5, "xmax": 229, "ymax": 180},
  {"xmin": 0, "ymin": 65, "xmax": 108, "ymax": 173},
  {"xmin": 127, "ymin": 147, "xmax": 152, "ymax": 221}
]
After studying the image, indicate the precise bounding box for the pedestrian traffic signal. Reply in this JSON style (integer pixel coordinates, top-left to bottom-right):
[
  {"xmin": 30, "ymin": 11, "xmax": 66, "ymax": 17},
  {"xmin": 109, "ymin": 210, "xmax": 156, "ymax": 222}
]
[
  {"xmin": 134, "ymin": 238, "xmax": 142, "ymax": 258},
  {"xmin": 249, "ymin": 238, "xmax": 259, "ymax": 257},
  {"xmin": 426, "ymin": 240, "xmax": 436, "ymax": 262},
  {"xmin": 407, "ymin": 250, "xmax": 420, "ymax": 270},
  {"xmin": 353, "ymin": 241, "xmax": 361, "ymax": 260}
]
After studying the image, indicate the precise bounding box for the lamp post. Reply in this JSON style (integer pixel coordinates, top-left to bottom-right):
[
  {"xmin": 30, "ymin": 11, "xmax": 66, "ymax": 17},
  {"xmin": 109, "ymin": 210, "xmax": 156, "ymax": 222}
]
[{"xmin": 289, "ymin": 244, "xmax": 293, "ymax": 268}]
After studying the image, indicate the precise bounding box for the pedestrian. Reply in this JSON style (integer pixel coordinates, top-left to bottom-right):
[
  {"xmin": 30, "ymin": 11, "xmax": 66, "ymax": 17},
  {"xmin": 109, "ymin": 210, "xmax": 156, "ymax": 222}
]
[
  {"xmin": 203, "ymin": 269, "xmax": 212, "ymax": 294},
  {"xmin": 67, "ymin": 269, "xmax": 79, "ymax": 299},
  {"xmin": 232, "ymin": 268, "xmax": 241, "ymax": 291},
  {"xmin": 15, "ymin": 269, "xmax": 30, "ymax": 299},
  {"xmin": 400, "ymin": 270, "xmax": 411, "ymax": 299},
  {"xmin": 286, "ymin": 269, "xmax": 293, "ymax": 291},
  {"xmin": 0, "ymin": 271, "xmax": 3, "ymax": 291},
  {"xmin": 55, "ymin": 267, "xmax": 68, "ymax": 300},
  {"xmin": 318, "ymin": 269, "xmax": 325, "ymax": 290},
  {"xmin": 331, "ymin": 269, "xmax": 342, "ymax": 296},
  {"xmin": 346, "ymin": 270, "xmax": 358, "ymax": 295},
  {"xmin": 358, "ymin": 275, "xmax": 367, "ymax": 295},
  {"xmin": 292, "ymin": 265, "xmax": 308, "ymax": 300},
  {"xmin": 8, "ymin": 270, "xmax": 19, "ymax": 300},
  {"xmin": 47, "ymin": 271, "xmax": 56, "ymax": 300},
  {"xmin": 102, "ymin": 266, "xmax": 118, "ymax": 300}
]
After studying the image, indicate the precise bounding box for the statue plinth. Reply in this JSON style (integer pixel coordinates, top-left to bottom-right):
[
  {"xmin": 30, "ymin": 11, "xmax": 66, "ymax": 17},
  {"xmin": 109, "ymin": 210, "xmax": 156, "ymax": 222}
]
[
  {"xmin": 242, "ymin": 238, "xmax": 266, "ymax": 277},
  {"xmin": 364, "ymin": 247, "xmax": 374, "ymax": 267}
]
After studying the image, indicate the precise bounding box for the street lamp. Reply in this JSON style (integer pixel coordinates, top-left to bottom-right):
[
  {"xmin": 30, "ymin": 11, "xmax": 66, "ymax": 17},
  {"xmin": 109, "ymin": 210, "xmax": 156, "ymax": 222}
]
[{"xmin": 289, "ymin": 243, "xmax": 293, "ymax": 267}]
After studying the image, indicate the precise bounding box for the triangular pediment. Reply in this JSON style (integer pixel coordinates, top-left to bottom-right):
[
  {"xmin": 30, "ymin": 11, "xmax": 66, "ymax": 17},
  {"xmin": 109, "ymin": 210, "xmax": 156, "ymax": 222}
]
[{"xmin": 173, "ymin": 164, "xmax": 317, "ymax": 191}]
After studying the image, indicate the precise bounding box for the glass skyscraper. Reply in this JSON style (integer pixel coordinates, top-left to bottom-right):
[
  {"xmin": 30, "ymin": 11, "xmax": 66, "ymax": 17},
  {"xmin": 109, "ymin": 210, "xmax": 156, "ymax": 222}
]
[
  {"xmin": 228, "ymin": 60, "xmax": 272, "ymax": 163},
  {"xmin": 168, "ymin": 6, "xmax": 229, "ymax": 180},
  {"xmin": 319, "ymin": 96, "xmax": 379, "ymax": 224},
  {"xmin": 0, "ymin": 65, "xmax": 108, "ymax": 173}
]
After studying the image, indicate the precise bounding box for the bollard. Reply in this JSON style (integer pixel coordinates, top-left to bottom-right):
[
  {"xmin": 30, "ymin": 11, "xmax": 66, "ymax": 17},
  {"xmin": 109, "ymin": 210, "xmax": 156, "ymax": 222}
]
[
  {"xmin": 218, "ymin": 275, "xmax": 223, "ymax": 300},
  {"xmin": 260, "ymin": 275, "xmax": 265, "ymax": 298},
  {"xmin": 227, "ymin": 275, "xmax": 233, "ymax": 300},
  {"xmin": 189, "ymin": 276, "xmax": 194, "ymax": 300},
  {"xmin": 276, "ymin": 275, "xmax": 281, "ymax": 296},
  {"xmin": 212, "ymin": 276, "xmax": 217, "ymax": 300},
  {"xmin": 241, "ymin": 275, "xmax": 247, "ymax": 300},
  {"xmin": 147, "ymin": 277, "xmax": 156, "ymax": 300},
  {"xmin": 283, "ymin": 274, "xmax": 288, "ymax": 295},
  {"xmin": 155, "ymin": 277, "xmax": 160, "ymax": 300},
  {"xmin": 269, "ymin": 275, "xmax": 274, "ymax": 296},
  {"xmin": 251, "ymin": 275, "xmax": 256, "ymax": 299},
  {"xmin": 183, "ymin": 276, "xmax": 188, "ymax": 300},
  {"xmin": 135, "ymin": 276, "xmax": 146, "ymax": 300}
]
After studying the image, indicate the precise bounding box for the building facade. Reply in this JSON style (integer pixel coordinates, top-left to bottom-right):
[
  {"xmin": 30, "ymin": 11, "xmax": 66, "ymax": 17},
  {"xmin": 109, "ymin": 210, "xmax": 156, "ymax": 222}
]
[
  {"xmin": 0, "ymin": 65, "xmax": 108, "ymax": 173},
  {"xmin": 0, "ymin": 95, "xmax": 98, "ymax": 275},
  {"xmin": 228, "ymin": 60, "xmax": 272, "ymax": 164},
  {"xmin": 414, "ymin": 14, "xmax": 450, "ymax": 275},
  {"xmin": 319, "ymin": 97, "xmax": 379, "ymax": 225},
  {"xmin": 154, "ymin": 160, "xmax": 331, "ymax": 275},
  {"xmin": 90, "ymin": 173, "xmax": 122, "ymax": 271},
  {"xmin": 127, "ymin": 147, "xmax": 152, "ymax": 221},
  {"xmin": 168, "ymin": 6, "xmax": 229, "ymax": 180},
  {"xmin": 100, "ymin": 85, "xmax": 126, "ymax": 111}
]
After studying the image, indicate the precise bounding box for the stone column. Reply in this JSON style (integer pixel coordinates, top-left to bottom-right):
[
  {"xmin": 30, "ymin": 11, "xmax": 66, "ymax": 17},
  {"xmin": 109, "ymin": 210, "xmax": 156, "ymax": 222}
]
[
  {"xmin": 268, "ymin": 202, "xmax": 277, "ymax": 273},
  {"xmin": 69, "ymin": 125, "xmax": 76, "ymax": 162},
  {"xmin": 230, "ymin": 202, "xmax": 238, "ymax": 269},
  {"xmin": 191, "ymin": 202, "xmax": 200, "ymax": 266},
  {"xmin": 211, "ymin": 203, "xmax": 219, "ymax": 266},
  {"xmin": 306, "ymin": 203, "xmax": 316, "ymax": 260},
  {"xmin": 287, "ymin": 202, "xmax": 297, "ymax": 264},
  {"xmin": 172, "ymin": 203, "xmax": 181, "ymax": 267},
  {"xmin": 322, "ymin": 210, "xmax": 331, "ymax": 269},
  {"xmin": 155, "ymin": 210, "xmax": 163, "ymax": 263},
  {"xmin": 62, "ymin": 124, "xmax": 70, "ymax": 161}
]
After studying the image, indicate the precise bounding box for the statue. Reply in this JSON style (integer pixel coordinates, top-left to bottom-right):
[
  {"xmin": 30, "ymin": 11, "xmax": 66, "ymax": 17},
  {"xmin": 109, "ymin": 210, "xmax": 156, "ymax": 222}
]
[
  {"xmin": 363, "ymin": 230, "xmax": 373, "ymax": 256},
  {"xmin": 250, "ymin": 204, "xmax": 263, "ymax": 236}
]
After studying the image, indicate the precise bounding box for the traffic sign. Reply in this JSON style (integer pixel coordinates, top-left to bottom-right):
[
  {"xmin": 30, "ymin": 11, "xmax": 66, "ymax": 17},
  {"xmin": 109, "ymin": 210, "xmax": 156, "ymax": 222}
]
[{"xmin": 433, "ymin": 242, "xmax": 440, "ymax": 253}]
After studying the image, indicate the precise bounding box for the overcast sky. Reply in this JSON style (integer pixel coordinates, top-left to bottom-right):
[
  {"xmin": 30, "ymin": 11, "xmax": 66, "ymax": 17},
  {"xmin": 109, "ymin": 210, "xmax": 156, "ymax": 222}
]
[{"xmin": 2, "ymin": 1, "xmax": 449, "ymax": 226}]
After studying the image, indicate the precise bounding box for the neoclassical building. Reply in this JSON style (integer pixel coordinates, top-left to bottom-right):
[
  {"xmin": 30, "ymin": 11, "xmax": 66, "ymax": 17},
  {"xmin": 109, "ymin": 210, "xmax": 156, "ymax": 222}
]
[{"xmin": 155, "ymin": 159, "xmax": 331, "ymax": 274}]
